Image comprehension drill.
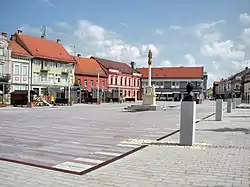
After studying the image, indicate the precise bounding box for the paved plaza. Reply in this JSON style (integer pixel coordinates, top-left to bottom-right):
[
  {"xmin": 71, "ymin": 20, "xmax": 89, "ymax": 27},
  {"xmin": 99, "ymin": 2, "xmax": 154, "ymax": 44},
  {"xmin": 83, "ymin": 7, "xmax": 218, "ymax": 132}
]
[
  {"xmin": 0, "ymin": 101, "xmax": 218, "ymax": 174},
  {"xmin": 1, "ymin": 101, "xmax": 249, "ymax": 187}
]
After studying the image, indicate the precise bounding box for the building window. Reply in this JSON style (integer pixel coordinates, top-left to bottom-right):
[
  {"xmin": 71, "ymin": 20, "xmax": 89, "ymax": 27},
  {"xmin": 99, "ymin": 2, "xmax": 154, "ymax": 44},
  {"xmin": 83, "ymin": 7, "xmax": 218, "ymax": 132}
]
[
  {"xmin": 22, "ymin": 66, "xmax": 28, "ymax": 76},
  {"xmin": 41, "ymin": 72, "xmax": 47, "ymax": 82},
  {"xmin": 171, "ymin": 81, "xmax": 180, "ymax": 88},
  {"xmin": 14, "ymin": 64, "xmax": 20, "ymax": 75},
  {"xmin": 90, "ymin": 80, "xmax": 93, "ymax": 87},
  {"xmin": 115, "ymin": 77, "xmax": 117, "ymax": 85},
  {"xmin": 96, "ymin": 80, "xmax": 98, "ymax": 87},
  {"xmin": 110, "ymin": 76, "xmax": 113, "ymax": 85},
  {"xmin": 33, "ymin": 59, "xmax": 40, "ymax": 66},
  {"xmin": 102, "ymin": 81, "xmax": 105, "ymax": 87},
  {"xmin": 61, "ymin": 74, "xmax": 67, "ymax": 83},
  {"xmin": 0, "ymin": 64, "xmax": 3, "ymax": 76},
  {"xmin": 84, "ymin": 80, "xmax": 87, "ymax": 87},
  {"xmin": 48, "ymin": 74, "xmax": 54, "ymax": 83},
  {"xmin": 33, "ymin": 72, "xmax": 39, "ymax": 82},
  {"xmin": 77, "ymin": 79, "xmax": 81, "ymax": 86},
  {"xmin": 0, "ymin": 48, "xmax": 4, "ymax": 56},
  {"xmin": 55, "ymin": 74, "xmax": 61, "ymax": 83}
]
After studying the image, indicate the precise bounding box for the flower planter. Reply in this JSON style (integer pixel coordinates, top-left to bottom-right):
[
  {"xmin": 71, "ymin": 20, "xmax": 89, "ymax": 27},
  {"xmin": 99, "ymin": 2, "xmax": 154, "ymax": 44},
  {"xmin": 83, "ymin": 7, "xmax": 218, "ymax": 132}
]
[{"xmin": 0, "ymin": 104, "xmax": 8, "ymax": 108}]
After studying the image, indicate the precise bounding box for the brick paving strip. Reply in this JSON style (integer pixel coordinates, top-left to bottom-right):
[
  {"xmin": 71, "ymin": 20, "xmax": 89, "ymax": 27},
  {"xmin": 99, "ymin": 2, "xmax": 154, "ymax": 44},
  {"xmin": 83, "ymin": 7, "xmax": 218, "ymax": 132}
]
[{"xmin": 0, "ymin": 102, "xmax": 250, "ymax": 186}]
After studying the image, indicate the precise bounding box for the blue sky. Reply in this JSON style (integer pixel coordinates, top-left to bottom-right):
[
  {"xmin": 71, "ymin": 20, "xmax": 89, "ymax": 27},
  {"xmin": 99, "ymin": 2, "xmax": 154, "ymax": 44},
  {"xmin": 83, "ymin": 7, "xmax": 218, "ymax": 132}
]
[{"xmin": 2, "ymin": 0, "xmax": 250, "ymax": 87}]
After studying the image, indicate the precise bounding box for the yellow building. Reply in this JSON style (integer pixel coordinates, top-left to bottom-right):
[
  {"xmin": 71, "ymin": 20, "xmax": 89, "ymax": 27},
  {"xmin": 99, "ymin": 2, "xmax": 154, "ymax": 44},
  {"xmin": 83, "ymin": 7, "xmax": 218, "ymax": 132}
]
[{"xmin": 11, "ymin": 30, "xmax": 75, "ymax": 95}]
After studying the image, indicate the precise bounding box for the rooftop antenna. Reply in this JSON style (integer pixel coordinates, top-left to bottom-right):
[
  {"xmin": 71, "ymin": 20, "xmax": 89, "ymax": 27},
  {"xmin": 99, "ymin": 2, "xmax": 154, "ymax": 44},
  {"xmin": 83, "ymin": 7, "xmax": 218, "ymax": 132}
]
[
  {"xmin": 70, "ymin": 44, "xmax": 76, "ymax": 56},
  {"xmin": 40, "ymin": 25, "xmax": 46, "ymax": 38}
]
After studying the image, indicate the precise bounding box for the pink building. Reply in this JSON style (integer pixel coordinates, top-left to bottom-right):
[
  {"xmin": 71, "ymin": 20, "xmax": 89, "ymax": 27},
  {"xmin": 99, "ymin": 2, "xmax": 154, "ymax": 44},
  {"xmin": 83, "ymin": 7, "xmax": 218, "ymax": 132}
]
[{"xmin": 91, "ymin": 57, "xmax": 142, "ymax": 99}]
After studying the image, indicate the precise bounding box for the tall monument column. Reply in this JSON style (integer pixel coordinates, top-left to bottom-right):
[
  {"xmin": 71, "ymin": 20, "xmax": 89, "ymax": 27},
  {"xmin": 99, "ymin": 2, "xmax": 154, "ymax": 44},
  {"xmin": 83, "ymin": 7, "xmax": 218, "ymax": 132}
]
[
  {"xmin": 142, "ymin": 49, "xmax": 156, "ymax": 106},
  {"xmin": 148, "ymin": 49, "xmax": 152, "ymax": 87}
]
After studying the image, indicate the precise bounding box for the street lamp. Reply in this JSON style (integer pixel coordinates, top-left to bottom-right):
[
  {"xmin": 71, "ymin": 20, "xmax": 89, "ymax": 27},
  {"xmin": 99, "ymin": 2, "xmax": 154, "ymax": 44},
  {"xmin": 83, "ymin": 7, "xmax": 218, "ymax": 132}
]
[
  {"xmin": 96, "ymin": 68, "xmax": 101, "ymax": 104},
  {"xmin": 67, "ymin": 64, "xmax": 72, "ymax": 105}
]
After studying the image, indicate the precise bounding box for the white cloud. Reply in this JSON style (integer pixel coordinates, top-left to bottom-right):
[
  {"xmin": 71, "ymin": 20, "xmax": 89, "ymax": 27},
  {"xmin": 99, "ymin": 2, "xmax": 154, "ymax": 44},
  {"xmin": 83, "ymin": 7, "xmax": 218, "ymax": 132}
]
[
  {"xmin": 18, "ymin": 24, "xmax": 54, "ymax": 37},
  {"xmin": 154, "ymin": 28, "xmax": 164, "ymax": 36},
  {"xmin": 195, "ymin": 20, "xmax": 225, "ymax": 43},
  {"xmin": 242, "ymin": 28, "xmax": 250, "ymax": 45},
  {"xmin": 120, "ymin": 23, "xmax": 128, "ymax": 27},
  {"xmin": 156, "ymin": 60, "xmax": 172, "ymax": 67},
  {"xmin": 41, "ymin": 0, "xmax": 54, "ymax": 7},
  {"xmin": 71, "ymin": 20, "xmax": 160, "ymax": 67},
  {"xmin": 169, "ymin": 25, "xmax": 182, "ymax": 31},
  {"xmin": 184, "ymin": 53, "xmax": 196, "ymax": 66},
  {"xmin": 212, "ymin": 61, "xmax": 220, "ymax": 70},
  {"xmin": 239, "ymin": 13, "xmax": 250, "ymax": 25},
  {"xmin": 201, "ymin": 40, "xmax": 245, "ymax": 60},
  {"xmin": 56, "ymin": 21, "xmax": 70, "ymax": 29}
]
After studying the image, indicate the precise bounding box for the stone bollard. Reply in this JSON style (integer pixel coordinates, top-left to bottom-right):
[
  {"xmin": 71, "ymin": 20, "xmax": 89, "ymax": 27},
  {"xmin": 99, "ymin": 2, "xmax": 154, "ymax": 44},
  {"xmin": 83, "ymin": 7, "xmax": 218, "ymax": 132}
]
[
  {"xmin": 215, "ymin": 99, "xmax": 223, "ymax": 121},
  {"xmin": 232, "ymin": 98, "xmax": 236, "ymax": 109},
  {"xmin": 180, "ymin": 101, "xmax": 196, "ymax": 146},
  {"xmin": 227, "ymin": 99, "xmax": 232, "ymax": 113}
]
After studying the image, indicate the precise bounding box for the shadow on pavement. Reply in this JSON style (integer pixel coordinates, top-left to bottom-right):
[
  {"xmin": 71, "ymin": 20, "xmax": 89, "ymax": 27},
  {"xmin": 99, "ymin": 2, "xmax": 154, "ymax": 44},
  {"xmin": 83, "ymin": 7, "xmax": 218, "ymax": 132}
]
[{"xmin": 197, "ymin": 127, "xmax": 250, "ymax": 134}]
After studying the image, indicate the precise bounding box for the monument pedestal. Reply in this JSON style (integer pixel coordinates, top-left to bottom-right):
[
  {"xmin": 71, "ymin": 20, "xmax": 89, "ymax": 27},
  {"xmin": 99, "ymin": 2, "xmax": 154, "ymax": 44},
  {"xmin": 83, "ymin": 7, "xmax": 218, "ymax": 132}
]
[
  {"xmin": 142, "ymin": 86, "xmax": 156, "ymax": 106},
  {"xmin": 125, "ymin": 86, "xmax": 158, "ymax": 111}
]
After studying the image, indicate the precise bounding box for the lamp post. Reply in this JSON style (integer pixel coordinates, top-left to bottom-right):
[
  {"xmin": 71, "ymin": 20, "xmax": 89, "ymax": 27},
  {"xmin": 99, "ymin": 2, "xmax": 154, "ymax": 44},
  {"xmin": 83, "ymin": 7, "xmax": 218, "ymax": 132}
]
[
  {"xmin": 96, "ymin": 68, "xmax": 101, "ymax": 104},
  {"xmin": 67, "ymin": 64, "xmax": 72, "ymax": 105},
  {"xmin": 27, "ymin": 57, "xmax": 32, "ymax": 106}
]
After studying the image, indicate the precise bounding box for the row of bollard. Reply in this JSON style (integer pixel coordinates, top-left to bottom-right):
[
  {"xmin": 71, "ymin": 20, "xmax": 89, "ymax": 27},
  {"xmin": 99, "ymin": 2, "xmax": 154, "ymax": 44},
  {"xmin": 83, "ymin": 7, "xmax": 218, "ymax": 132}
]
[{"xmin": 179, "ymin": 98, "xmax": 242, "ymax": 146}]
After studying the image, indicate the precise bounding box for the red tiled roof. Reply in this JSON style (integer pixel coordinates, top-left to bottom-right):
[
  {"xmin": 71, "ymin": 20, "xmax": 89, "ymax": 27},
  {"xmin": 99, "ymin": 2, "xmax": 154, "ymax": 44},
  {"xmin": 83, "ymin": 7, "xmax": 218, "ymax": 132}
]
[
  {"xmin": 74, "ymin": 56, "xmax": 107, "ymax": 77},
  {"xmin": 91, "ymin": 57, "xmax": 139, "ymax": 75},
  {"xmin": 15, "ymin": 33, "xmax": 75, "ymax": 63},
  {"xmin": 137, "ymin": 67, "xmax": 204, "ymax": 79},
  {"xmin": 9, "ymin": 41, "xmax": 30, "ymax": 57}
]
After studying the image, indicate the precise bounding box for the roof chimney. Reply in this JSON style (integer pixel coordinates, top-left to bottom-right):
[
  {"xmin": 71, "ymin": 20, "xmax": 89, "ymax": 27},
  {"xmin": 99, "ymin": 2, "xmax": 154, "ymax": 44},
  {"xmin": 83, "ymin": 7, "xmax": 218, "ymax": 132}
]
[
  {"xmin": 10, "ymin": 34, "xmax": 17, "ymax": 41},
  {"xmin": 77, "ymin": 54, "xmax": 81, "ymax": 57},
  {"xmin": 56, "ymin": 39, "xmax": 61, "ymax": 44},
  {"xmin": 41, "ymin": 35, "xmax": 44, "ymax": 39},
  {"xmin": 17, "ymin": 29, "xmax": 22, "ymax": 34},
  {"xmin": 1, "ymin": 32, "xmax": 7, "ymax": 37}
]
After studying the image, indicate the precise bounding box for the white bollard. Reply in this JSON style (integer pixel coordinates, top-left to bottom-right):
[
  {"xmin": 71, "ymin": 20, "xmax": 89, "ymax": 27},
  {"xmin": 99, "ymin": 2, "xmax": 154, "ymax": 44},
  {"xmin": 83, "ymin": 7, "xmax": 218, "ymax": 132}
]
[
  {"xmin": 227, "ymin": 99, "xmax": 232, "ymax": 113},
  {"xmin": 215, "ymin": 99, "xmax": 223, "ymax": 121},
  {"xmin": 232, "ymin": 98, "xmax": 236, "ymax": 109},
  {"xmin": 180, "ymin": 101, "xmax": 196, "ymax": 146}
]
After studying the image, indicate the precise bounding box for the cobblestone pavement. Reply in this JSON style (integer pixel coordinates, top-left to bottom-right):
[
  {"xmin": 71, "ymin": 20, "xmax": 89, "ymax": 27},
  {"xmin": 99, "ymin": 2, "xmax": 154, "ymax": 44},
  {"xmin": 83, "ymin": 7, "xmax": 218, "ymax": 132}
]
[
  {"xmin": 0, "ymin": 101, "xmax": 218, "ymax": 174},
  {"xmin": 0, "ymin": 102, "xmax": 249, "ymax": 186}
]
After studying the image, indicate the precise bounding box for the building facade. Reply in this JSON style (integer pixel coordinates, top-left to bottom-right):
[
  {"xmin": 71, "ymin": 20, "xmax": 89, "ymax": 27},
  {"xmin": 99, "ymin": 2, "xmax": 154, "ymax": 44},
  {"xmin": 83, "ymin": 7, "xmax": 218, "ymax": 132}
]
[
  {"xmin": 9, "ymin": 39, "xmax": 31, "ymax": 91},
  {"xmin": 92, "ymin": 57, "xmax": 142, "ymax": 100},
  {"xmin": 244, "ymin": 71, "xmax": 250, "ymax": 103},
  {"xmin": 213, "ymin": 67, "xmax": 250, "ymax": 100},
  {"xmin": 11, "ymin": 30, "xmax": 75, "ymax": 96},
  {"xmin": 74, "ymin": 55, "xmax": 108, "ymax": 90},
  {"xmin": 137, "ymin": 67, "xmax": 206, "ymax": 101},
  {"xmin": 0, "ymin": 32, "xmax": 11, "ymax": 80}
]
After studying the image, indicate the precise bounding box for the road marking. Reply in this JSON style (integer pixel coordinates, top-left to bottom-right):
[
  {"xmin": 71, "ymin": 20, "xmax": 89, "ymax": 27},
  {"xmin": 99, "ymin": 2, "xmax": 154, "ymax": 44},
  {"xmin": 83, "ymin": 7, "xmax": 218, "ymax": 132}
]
[
  {"xmin": 94, "ymin": 151, "xmax": 121, "ymax": 157},
  {"xmin": 74, "ymin": 157, "xmax": 103, "ymax": 164},
  {"xmin": 116, "ymin": 143, "xmax": 140, "ymax": 148},
  {"xmin": 52, "ymin": 161, "xmax": 93, "ymax": 172}
]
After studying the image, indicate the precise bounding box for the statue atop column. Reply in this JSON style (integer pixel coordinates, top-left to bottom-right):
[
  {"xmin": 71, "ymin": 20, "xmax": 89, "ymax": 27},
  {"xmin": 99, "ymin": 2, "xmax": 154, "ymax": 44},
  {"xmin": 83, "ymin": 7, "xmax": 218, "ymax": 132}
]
[
  {"xmin": 148, "ymin": 49, "xmax": 152, "ymax": 66},
  {"xmin": 183, "ymin": 82, "xmax": 195, "ymax": 101}
]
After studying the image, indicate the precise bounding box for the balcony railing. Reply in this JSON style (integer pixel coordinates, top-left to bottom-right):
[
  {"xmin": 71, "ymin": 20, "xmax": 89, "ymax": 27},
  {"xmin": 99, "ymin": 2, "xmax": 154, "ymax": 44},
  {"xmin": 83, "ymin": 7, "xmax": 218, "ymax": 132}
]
[
  {"xmin": 41, "ymin": 65, "xmax": 50, "ymax": 71},
  {"xmin": 61, "ymin": 68, "xmax": 68, "ymax": 73}
]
